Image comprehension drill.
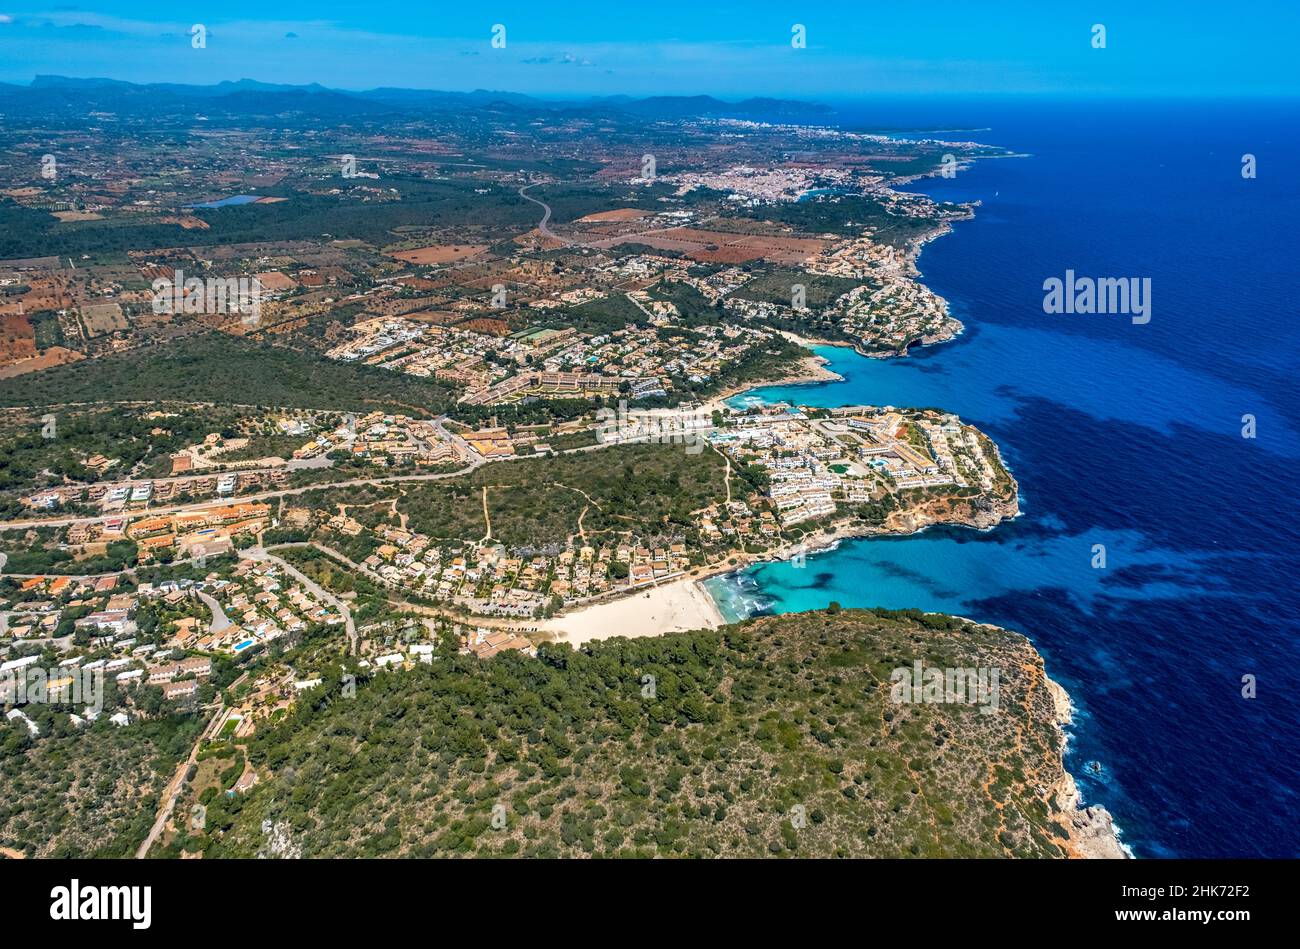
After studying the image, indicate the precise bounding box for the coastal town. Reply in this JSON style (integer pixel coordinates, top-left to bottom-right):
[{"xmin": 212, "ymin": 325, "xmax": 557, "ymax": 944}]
[
  {"xmin": 1, "ymin": 99, "xmax": 1017, "ymax": 659},
  {"xmin": 4, "ymin": 1, "xmax": 1296, "ymax": 927},
  {"xmin": 0, "ymin": 95, "xmax": 1023, "ymax": 810},
  {"xmin": 0, "ymin": 385, "xmax": 1020, "ymax": 752},
  {"xmin": 0, "ymin": 70, "xmax": 1133, "ymax": 870}
]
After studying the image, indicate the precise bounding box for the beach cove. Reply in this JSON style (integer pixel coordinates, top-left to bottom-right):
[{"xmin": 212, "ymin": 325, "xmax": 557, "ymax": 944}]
[
  {"xmin": 533, "ymin": 101, "xmax": 1299, "ymax": 860},
  {"xmin": 692, "ymin": 99, "xmax": 1300, "ymax": 858}
]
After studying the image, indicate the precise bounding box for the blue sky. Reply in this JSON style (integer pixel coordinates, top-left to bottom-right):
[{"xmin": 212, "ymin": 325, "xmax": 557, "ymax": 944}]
[{"xmin": 0, "ymin": 2, "xmax": 1296, "ymax": 98}]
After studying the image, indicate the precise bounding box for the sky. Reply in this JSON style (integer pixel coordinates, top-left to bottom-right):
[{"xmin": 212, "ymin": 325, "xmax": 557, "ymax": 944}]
[{"xmin": 0, "ymin": 2, "xmax": 1296, "ymax": 99}]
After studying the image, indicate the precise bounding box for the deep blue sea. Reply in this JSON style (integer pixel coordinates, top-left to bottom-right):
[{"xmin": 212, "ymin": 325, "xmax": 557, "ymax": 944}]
[{"xmin": 705, "ymin": 99, "xmax": 1300, "ymax": 858}]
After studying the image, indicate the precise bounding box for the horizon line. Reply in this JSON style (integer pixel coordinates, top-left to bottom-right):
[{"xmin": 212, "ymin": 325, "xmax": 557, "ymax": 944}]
[{"xmin": 6, "ymin": 75, "xmax": 1300, "ymax": 103}]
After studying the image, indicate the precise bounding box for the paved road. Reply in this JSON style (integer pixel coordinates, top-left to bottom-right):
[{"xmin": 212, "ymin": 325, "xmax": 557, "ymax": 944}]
[
  {"xmin": 268, "ymin": 540, "xmax": 395, "ymax": 612},
  {"xmin": 136, "ymin": 700, "xmax": 228, "ymax": 858},
  {"xmin": 0, "ymin": 551, "xmax": 213, "ymax": 580},
  {"xmin": 57, "ymin": 460, "xmax": 317, "ymax": 497},
  {"xmin": 0, "ymin": 437, "xmax": 622, "ymax": 534},
  {"xmin": 195, "ymin": 589, "xmax": 233, "ymax": 635},
  {"xmin": 283, "ymin": 541, "xmax": 543, "ymax": 633},
  {"xmin": 0, "ymin": 618, "xmax": 73, "ymax": 649},
  {"xmin": 248, "ymin": 545, "xmax": 357, "ymax": 654},
  {"xmin": 518, "ymin": 183, "xmax": 569, "ymax": 246},
  {"xmin": 0, "ymin": 457, "xmax": 486, "ymax": 532}
]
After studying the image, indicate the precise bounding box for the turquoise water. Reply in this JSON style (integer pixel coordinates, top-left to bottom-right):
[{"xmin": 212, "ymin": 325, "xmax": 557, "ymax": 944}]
[
  {"xmin": 704, "ymin": 522, "xmax": 1233, "ymax": 625},
  {"xmin": 703, "ymin": 100, "xmax": 1300, "ymax": 858},
  {"xmin": 729, "ymin": 338, "xmax": 1300, "ymax": 449}
]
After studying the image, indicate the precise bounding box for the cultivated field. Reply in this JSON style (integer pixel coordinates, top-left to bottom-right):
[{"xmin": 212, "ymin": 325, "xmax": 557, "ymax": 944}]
[
  {"xmin": 596, "ymin": 226, "xmax": 827, "ymax": 265},
  {"xmin": 390, "ymin": 243, "xmax": 488, "ymax": 264}
]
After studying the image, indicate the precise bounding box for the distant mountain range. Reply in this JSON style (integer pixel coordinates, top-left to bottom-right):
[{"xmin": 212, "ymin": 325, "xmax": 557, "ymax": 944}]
[{"xmin": 0, "ymin": 76, "xmax": 832, "ymax": 121}]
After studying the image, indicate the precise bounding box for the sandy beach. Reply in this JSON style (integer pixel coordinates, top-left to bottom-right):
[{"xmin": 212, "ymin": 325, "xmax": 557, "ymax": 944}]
[
  {"xmin": 704, "ymin": 346, "xmax": 843, "ymax": 410},
  {"xmin": 540, "ymin": 575, "xmax": 725, "ymax": 647}
]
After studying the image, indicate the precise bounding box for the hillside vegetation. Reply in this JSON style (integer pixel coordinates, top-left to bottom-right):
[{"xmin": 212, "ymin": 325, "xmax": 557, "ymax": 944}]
[
  {"xmin": 0, "ymin": 715, "xmax": 202, "ymax": 858},
  {"xmin": 0, "ymin": 332, "xmax": 460, "ymax": 414},
  {"xmin": 193, "ymin": 608, "xmax": 1080, "ymax": 858}
]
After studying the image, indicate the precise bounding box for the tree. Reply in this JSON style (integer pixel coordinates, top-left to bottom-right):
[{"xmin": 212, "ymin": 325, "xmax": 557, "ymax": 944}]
[{"xmin": 138, "ymin": 685, "xmax": 167, "ymax": 718}]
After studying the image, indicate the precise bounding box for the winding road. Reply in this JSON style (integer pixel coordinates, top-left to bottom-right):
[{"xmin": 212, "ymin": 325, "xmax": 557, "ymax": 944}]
[
  {"xmin": 518, "ymin": 183, "xmax": 569, "ymax": 246},
  {"xmin": 246, "ymin": 544, "xmax": 357, "ymax": 654}
]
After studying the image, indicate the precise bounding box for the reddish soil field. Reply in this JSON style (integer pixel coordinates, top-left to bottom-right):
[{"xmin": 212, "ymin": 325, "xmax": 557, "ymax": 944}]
[
  {"xmin": 575, "ymin": 208, "xmax": 651, "ymax": 223},
  {"xmin": 603, "ymin": 226, "xmax": 826, "ymax": 265}
]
